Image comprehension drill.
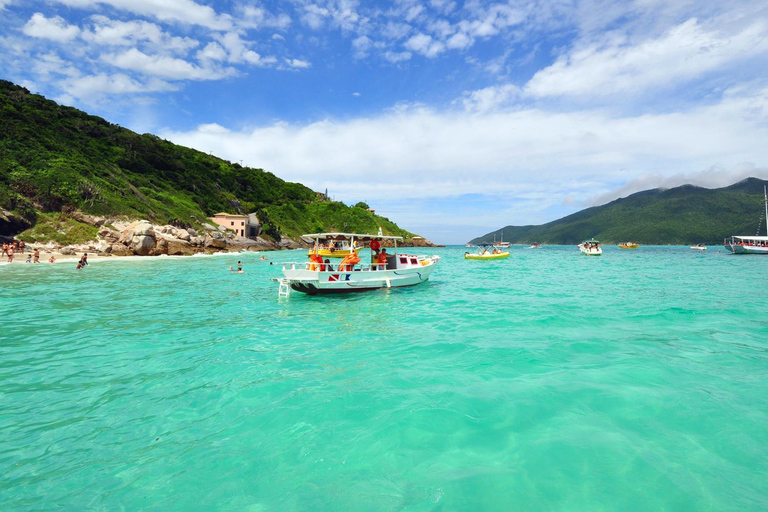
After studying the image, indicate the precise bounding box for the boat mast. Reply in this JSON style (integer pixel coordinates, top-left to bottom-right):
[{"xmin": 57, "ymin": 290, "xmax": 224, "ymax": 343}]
[{"xmin": 764, "ymin": 185, "xmax": 767, "ymax": 237}]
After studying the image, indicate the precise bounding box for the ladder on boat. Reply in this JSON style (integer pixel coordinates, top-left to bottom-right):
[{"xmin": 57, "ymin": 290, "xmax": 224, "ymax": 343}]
[{"xmin": 277, "ymin": 278, "xmax": 291, "ymax": 297}]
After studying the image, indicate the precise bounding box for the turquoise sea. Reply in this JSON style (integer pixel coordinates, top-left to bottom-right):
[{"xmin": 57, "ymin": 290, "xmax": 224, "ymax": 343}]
[{"xmin": 2, "ymin": 245, "xmax": 767, "ymax": 510}]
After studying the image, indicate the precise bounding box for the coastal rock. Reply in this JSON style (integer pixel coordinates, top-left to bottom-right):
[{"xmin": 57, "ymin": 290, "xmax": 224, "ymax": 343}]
[
  {"xmin": 60, "ymin": 247, "xmax": 76, "ymax": 255},
  {"xmin": 109, "ymin": 244, "xmax": 133, "ymax": 256},
  {"xmin": 187, "ymin": 228, "xmax": 197, "ymax": 237},
  {"xmin": 176, "ymin": 229, "xmax": 191, "ymax": 241},
  {"xmin": 131, "ymin": 235, "xmax": 156, "ymax": 255},
  {"xmin": 0, "ymin": 208, "xmax": 33, "ymax": 236},
  {"xmin": 203, "ymin": 235, "xmax": 227, "ymax": 249},
  {"xmin": 164, "ymin": 239, "xmax": 195, "ymax": 255},
  {"xmin": 71, "ymin": 212, "xmax": 106, "ymax": 227}
]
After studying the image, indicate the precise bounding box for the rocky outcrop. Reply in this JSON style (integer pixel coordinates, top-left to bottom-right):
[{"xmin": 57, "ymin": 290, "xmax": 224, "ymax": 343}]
[{"xmin": 0, "ymin": 209, "xmax": 33, "ymax": 236}]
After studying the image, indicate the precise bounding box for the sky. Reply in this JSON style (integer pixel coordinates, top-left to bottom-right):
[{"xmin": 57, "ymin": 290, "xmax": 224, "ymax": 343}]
[{"xmin": 2, "ymin": 1, "xmax": 768, "ymax": 244}]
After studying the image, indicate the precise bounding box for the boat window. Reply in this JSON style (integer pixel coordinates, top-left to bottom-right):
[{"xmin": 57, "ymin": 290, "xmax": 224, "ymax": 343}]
[
  {"xmin": 410, "ymin": 258, "xmax": 418, "ymax": 265},
  {"xmin": 399, "ymin": 257, "xmax": 407, "ymax": 264}
]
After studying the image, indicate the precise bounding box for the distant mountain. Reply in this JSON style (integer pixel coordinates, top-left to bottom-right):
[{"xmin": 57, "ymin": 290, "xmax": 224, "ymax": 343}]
[
  {"xmin": 0, "ymin": 80, "xmax": 414, "ymax": 241},
  {"xmin": 471, "ymin": 178, "xmax": 768, "ymax": 245}
]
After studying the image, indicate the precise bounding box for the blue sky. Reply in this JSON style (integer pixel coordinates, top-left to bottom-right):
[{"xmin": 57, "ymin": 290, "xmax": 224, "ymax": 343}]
[{"xmin": 2, "ymin": 0, "xmax": 768, "ymax": 244}]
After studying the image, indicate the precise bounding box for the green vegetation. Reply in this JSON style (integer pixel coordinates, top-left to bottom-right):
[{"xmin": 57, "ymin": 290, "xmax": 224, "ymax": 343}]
[
  {"xmin": 19, "ymin": 212, "xmax": 99, "ymax": 245},
  {"xmin": 471, "ymin": 179, "xmax": 768, "ymax": 245},
  {"xmin": 0, "ymin": 80, "xmax": 414, "ymax": 241}
]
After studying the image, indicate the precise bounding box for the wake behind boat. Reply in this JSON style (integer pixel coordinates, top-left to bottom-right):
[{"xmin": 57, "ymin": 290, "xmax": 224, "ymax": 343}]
[
  {"xmin": 724, "ymin": 185, "xmax": 768, "ymax": 254},
  {"xmin": 276, "ymin": 232, "xmax": 439, "ymax": 296}
]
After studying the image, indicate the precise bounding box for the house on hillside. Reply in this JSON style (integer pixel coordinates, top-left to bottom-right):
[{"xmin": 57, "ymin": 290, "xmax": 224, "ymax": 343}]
[{"xmin": 209, "ymin": 212, "xmax": 261, "ymax": 239}]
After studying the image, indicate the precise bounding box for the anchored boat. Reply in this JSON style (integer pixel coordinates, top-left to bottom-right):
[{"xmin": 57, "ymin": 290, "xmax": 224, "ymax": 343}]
[
  {"xmin": 618, "ymin": 242, "xmax": 638, "ymax": 249},
  {"xmin": 578, "ymin": 239, "xmax": 602, "ymax": 256},
  {"xmin": 723, "ymin": 186, "xmax": 768, "ymax": 254},
  {"xmin": 465, "ymin": 244, "xmax": 510, "ymax": 260},
  {"xmin": 277, "ymin": 232, "xmax": 440, "ymax": 296},
  {"xmin": 306, "ymin": 235, "xmax": 360, "ymax": 259}
]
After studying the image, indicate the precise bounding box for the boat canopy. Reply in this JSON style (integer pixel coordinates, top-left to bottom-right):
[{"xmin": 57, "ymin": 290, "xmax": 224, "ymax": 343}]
[
  {"xmin": 733, "ymin": 235, "xmax": 768, "ymax": 241},
  {"xmin": 301, "ymin": 232, "xmax": 403, "ymax": 243}
]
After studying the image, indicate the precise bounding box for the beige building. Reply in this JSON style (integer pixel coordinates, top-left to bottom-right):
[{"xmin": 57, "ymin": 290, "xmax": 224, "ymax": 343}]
[{"xmin": 210, "ymin": 213, "xmax": 247, "ymax": 237}]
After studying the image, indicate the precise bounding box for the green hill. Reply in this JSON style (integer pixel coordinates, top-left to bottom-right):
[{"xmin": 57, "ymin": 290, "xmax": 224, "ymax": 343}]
[
  {"xmin": 0, "ymin": 80, "xmax": 414, "ymax": 242},
  {"xmin": 471, "ymin": 179, "xmax": 768, "ymax": 245}
]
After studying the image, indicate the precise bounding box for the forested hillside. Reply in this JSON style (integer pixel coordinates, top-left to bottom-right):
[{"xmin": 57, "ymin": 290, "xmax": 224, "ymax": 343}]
[
  {"xmin": 472, "ymin": 178, "xmax": 768, "ymax": 245},
  {"xmin": 0, "ymin": 80, "xmax": 413, "ymax": 241}
]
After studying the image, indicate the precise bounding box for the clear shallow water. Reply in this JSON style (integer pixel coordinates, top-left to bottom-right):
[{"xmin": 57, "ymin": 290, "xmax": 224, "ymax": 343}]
[{"xmin": 2, "ymin": 246, "xmax": 767, "ymax": 510}]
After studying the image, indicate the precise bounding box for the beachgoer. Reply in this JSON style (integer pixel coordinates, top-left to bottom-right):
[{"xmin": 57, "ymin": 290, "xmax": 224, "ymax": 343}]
[
  {"xmin": 228, "ymin": 266, "xmax": 234, "ymax": 271},
  {"xmin": 19, "ymin": 240, "xmax": 25, "ymax": 253},
  {"xmin": 33, "ymin": 249, "xmax": 40, "ymax": 263},
  {"xmin": 49, "ymin": 255, "xmax": 56, "ymax": 263},
  {"xmin": 7, "ymin": 247, "xmax": 14, "ymax": 262},
  {"xmin": 79, "ymin": 252, "xmax": 89, "ymax": 266},
  {"xmin": 25, "ymin": 254, "xmax": 31, "ymax": 263},
  {"xmin": 259, "ymin": 256, "xmax": 267, "ymax": 260},
  {"xmin": 237, "ymin": 266, "xmax": 244, "ymax": 273}
]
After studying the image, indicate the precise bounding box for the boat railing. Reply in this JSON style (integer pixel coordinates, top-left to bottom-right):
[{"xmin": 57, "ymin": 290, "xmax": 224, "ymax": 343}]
[{"xmin": 282, "ymin": 261, "xmax": 389, "ymax": 272}]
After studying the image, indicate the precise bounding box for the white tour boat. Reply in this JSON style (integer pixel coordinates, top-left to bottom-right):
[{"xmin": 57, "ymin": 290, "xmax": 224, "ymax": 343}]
[
  {"xmin": 690, "ymin": 244, "xmax": 707, "ymax": 251},
  {"xmin": 276, "ymin": 232, "xmax": 440, "ymax": 296},
  {"xmin": 724, "ymin": 186, "xmax": 768, "ymax": 255},
  {"xmin": 578, "ymin": 239, "xmax": 603, "ymax": 256}
]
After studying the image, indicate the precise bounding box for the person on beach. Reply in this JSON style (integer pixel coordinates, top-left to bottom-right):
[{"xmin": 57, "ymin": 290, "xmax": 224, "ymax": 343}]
[
  {"xmin": 19, "ymin": 240, "xmax": 25, "ymax": 254},
  {"xmin": 25, "ymin": 254, "xmax": 31, "ymax": 263},
  {"xmin": 79, "ymin": 253, "xmax": 89, "ymax": 267},
  {"xmin": 33, "ymin": 249, "xmax": 40, "ymax": 263},
  {"xmin": 49, "ymin": 255, "xmax": 56, "ymax": 263},
  {"xmin": 6, "ymin": 246, "xmax": 14, "ymax": 262}
]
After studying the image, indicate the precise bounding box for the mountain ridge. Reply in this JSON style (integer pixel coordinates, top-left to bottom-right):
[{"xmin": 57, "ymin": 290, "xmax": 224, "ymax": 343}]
[{"xmin": 471, "ymin": 178, "xmax": 768, "ymax": 245}]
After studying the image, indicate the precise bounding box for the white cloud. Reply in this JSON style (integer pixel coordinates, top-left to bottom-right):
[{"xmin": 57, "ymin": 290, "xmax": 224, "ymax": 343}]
[
  {"xmin": 0, "ymin": 0, "xmax": 13, "ymax": 9},
  {"xmin": 82, "ymin": 16, "xmax": 198, "ymax": 54},
  {"xmin": 404, "ymin": 33, "xmax": 445, "ymax": 57},
  {"xmin": 196, "ymin": 42, "xmax": 227, "ymax": 62},
  {"xmin": 302, "ymin": 4, "xmax": 330, "ymax": 30},
  {"xmin": 285, "ymin": 58, "xmax": 311, "ymax": 69},
  {"xmin": 352, "ymin": 35, "xmax": 372, "ymax": 59},
  {"xmin": 383, "ymin": 50, "xmax": 412, "ymax": 63},
  {"xmin": 60, "ymin": 73, "xmax": 177, "ymax": 100},
  {"xmin": 103, "ymin": 48, "xmax": 233, "ymax": 80},
  {"xmin": 238, "ymin": 5, "xmax": 291, "ymax": 31},
  {"xmin": 52, "ymin": 0, "xmax": 232, "ymax": 31},
  {"xmin": 460, "ymin": 83, "xmax": 521, "ymax": 113},
  {"xmin": 23, "ymin": 13, "xmax": 80, "ymax": 42},
  {"xmin": 526, "ymin": 18, "xmax": 768, "ymax": 98},
  {"xmin": 159, "ymin": 85, "xmax": 768, "ymax": 214}
]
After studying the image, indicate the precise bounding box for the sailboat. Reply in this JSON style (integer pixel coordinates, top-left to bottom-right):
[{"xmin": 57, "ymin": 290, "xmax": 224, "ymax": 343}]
[
  {"xmin": 723, "ymin": 185, "xmax": 768, "ymax": 254},
  {"xmin": 493, "ymin": 232, "xmax": 511, "ymax": 248}
]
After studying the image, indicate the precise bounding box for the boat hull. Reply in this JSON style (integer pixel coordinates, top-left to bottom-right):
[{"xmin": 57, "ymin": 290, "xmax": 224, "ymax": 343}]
[
  {"xmin": 282, "ymin": 257, "xmax": 439, "ymax": 294},
  {"xmin": 578, "ymin": 245, "xmax": 602, "ymax": 256},
  {"xmin": 465, "ymin": 252, "xmax": 510, "ymax": 260},
  {"xmin": 725, "ymin": 243, "xmax": 768, "ymax": 254}
]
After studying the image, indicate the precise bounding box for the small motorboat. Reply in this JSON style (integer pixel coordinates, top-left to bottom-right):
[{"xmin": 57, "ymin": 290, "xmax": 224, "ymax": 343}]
[
  {"xmin": 465, "ymin": 244, "xmax": 510, "ymax": 260},
  {"xmin": 578, "ymin": 239, "xmax": 602, "ymax": 256},
  {"xmin": 618, "ymin": 242, "xmax": 638, "ymax": 249},
  {"xmin": 690, "ymin": 244, "xmax": 708, "ymax": 251}
]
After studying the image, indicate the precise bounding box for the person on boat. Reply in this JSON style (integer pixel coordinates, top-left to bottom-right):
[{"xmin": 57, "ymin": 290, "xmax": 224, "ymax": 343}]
[
  {"xmin": 377, "ymin": 248, "xmax": 388, "ymax": 268},
  {"xmin": 308, "ymin": 252, "xmax": 324, "ymax": 270},
  {"xmin": 324, "ymin": 259, "xmax": 333, "ymax": 271},
  {"xmin": 338, "ymin": 252, "xmax": 360, "ymax": 271}
]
